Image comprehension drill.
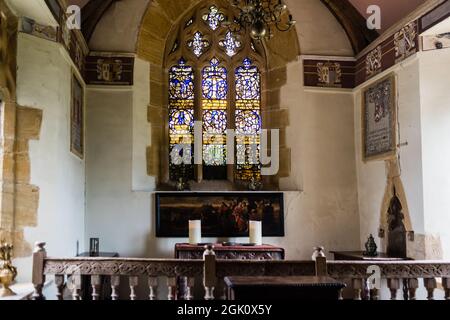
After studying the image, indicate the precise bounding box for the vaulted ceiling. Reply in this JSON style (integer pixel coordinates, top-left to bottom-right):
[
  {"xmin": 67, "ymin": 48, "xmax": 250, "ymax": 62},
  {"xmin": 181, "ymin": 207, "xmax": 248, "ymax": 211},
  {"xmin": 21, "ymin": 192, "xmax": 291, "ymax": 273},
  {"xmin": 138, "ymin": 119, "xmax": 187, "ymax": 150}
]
[{"xmin": 67, "ymin": 0, "xmax": 426, "ymax": 54}]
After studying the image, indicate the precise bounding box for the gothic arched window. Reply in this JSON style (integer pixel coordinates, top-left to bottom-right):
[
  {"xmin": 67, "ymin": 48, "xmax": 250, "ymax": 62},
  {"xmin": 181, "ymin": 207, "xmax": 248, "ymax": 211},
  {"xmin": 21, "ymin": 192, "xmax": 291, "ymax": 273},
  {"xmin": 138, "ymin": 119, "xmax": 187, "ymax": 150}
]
[{"xmin": 166, "ymin": 2, "xmax": 266, "ymax": 184}]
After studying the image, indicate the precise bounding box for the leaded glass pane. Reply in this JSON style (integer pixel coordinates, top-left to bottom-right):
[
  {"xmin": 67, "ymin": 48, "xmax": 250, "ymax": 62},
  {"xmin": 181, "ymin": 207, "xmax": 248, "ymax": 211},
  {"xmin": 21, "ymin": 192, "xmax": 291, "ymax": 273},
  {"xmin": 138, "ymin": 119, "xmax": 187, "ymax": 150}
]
[
  {"xmin": 203, "ymin": 145, "xmax": 226, "ymax": 166},
  {"xmin": 187, "ymin": 31, "xmax": 210, "ymax": 57},
  {"xmin": 203, "ymin": 110, "xmax": 227, "ymax": 135},
  {"xmin": 235, "ymin": 110, "xmax": 261, "ymax": 135},
  {"xmin": 169, "ymin": 109, "xmax": 194, "ymax": 144},
  {"xmin": 202, "ymin": 58, "xmax": 228, "ymax": 101},
  {"xmin": 219, "ymin": 31, "xmax": 242, "ymax": 57},
  {"xmin": 235, "ymin": 58, "xmax": 262, "ymax": 182},
  {"xmin": 236, "ymin": 58, "xmax": 260, "ymax": 100},
  {"xmin": 169, "ymin": 58, "xmax": 195, "ymax": 181},
  {"xmin": 202, "ymin": 5, "xmax": 225, "ymax": 31},
  {"xmin": 169, "ymin": 58, "xmax": 194, "ymax": 101},
  {"xmin": 202, "ymin": 58, "xmax": 228, "ymax": 176}
]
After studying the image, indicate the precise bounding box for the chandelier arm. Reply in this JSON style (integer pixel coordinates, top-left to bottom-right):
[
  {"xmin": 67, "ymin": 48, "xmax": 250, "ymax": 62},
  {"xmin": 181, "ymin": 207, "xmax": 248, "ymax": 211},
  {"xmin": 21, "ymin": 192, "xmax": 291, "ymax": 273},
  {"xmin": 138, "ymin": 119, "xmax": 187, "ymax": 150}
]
[{"xmin": 275, "ymin": 22, "xmax": 292, "ymax": 32}]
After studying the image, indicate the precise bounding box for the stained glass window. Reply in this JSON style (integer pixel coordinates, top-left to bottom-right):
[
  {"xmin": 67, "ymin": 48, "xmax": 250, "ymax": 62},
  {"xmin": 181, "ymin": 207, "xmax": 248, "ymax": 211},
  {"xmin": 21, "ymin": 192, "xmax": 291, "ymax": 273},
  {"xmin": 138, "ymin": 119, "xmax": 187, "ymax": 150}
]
[
  {"xmin": 202, "ymin": 58, "xmax": 228, "ymax": 179},
  {"xmin": 187, "ymin": 31, "xmax": 209, "ymax": 57},
  {"xmin": 202, "ymin": 5, "xmax": 225, "ymax": 31},
  {"xmin": 219, "ymin": 31, "xmax": 242, "ymax": 57},
  {"xmin": 167, "ymin": 4, "xmax": 266, "ymax": 183},
  {"xmin": 235, "ymin": 58, "xmax": 262, "ymax": 181},
  {"xmin": 169, "ymin": 58, "xmax": 195, "ymax": 181}
]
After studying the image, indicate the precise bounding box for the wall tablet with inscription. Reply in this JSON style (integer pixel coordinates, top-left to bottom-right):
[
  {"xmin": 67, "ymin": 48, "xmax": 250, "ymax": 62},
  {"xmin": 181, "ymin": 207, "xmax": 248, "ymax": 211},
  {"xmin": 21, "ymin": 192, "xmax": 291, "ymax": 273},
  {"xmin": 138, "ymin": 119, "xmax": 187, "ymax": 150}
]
[{"xmin": 362, "ymin": 74, "xmax": 397, "ymax": 161}]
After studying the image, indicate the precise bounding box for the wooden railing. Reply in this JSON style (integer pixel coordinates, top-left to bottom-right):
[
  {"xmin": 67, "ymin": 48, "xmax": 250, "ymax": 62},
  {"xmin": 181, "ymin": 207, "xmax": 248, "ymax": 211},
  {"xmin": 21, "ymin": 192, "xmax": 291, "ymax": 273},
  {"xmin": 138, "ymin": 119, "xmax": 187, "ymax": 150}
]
[
  {"xmin": 32, "ymin": 242, "xmax": 204, "ymax": 300},
  {"xmin": 32, "ymin": 243, "xmax": 450, "ymax": 300},
  {"xmin": 327, "ymin": 261, "xmax": 450, "ymax": 300}
]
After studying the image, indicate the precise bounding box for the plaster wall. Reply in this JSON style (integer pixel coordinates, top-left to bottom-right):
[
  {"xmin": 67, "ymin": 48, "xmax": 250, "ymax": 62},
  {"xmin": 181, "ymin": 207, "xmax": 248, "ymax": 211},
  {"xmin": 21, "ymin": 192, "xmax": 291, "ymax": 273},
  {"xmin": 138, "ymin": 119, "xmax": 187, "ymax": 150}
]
[
  {"xmin": 419, "ymin": 49, "xmax": 450, "ymax": 260},
  {"xmin": 13, "ymin": 34, "xmax": 86, "ymax": 282},
  {"xmin": 354, "ymin": 57, "xmax": 425, "ymax": 247}
]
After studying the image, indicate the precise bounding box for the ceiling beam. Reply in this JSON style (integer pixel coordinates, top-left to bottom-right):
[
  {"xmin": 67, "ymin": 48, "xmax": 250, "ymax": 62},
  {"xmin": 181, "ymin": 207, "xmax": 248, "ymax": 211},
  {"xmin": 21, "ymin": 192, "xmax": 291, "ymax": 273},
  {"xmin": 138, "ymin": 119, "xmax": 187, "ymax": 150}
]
[
  {"xmin": 321, "ymin": 0, "xmax": 379, "ymax": 54},
  {"xmin": 81, "ymin": 0, "xmax": 118, "ymax": 42}
]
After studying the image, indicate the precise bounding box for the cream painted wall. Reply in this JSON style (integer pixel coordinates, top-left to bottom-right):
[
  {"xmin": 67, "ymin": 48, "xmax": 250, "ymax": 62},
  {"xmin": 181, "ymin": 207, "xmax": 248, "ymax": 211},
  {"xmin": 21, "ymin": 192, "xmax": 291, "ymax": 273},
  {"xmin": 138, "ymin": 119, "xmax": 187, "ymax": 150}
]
[
  {"xmin": 13, "ymin": 34, "xmax": 86, "ymax": 282},
  {"xmin": 419, "ymin": 49, "xmax": 450, "ymax": 260},
  {"xmin": 88, "ymin": 0, "xmax": 150, "ymax": 53},
  {"xmin": 84, "ymin": 0, "xmax": 359, "ymax": 260},
  {"xmin": 86, "ymin": 0, "xmax": 352, "ymax": 56},
  {"xmin": 354, "ymin": 57, "xmax": 425, "ymax": 251},
  {"xmin": 286, "ymin": 0, "xmax": 354, "ymax": 56},
  {"xmin": 5, "ymin": 0, "xmax": 57, "ymax": 26},
  {"xmin": 85, "ymin": 57, "xmax": 360, "ymax": 261},
  {"xmin": 280, "ymin": 60, "xmax": 361, "ymax": 255}
]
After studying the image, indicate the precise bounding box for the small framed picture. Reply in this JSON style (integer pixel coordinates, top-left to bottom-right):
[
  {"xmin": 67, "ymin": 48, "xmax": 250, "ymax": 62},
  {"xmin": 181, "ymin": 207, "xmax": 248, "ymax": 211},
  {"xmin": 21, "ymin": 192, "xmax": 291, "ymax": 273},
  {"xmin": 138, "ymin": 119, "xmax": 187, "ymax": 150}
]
[{"xmin": 70, "ymin": 72, "xmax": 84, "ymax": 159}]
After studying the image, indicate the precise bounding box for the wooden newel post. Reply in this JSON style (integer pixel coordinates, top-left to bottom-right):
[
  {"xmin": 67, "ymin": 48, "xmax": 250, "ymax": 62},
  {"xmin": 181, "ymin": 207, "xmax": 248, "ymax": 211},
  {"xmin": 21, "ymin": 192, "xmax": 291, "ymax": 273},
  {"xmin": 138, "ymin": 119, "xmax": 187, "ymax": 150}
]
[
  {"xmin": 203, "ymin": 245, "xmax": 216, "ymax": 300},
  {"xmin": 32, "ymin": 242, "xmax": 47, "ymax": 300},
  {"xmin": 313, "ymin": 247, "xmax": 327, "ymax": 276}
]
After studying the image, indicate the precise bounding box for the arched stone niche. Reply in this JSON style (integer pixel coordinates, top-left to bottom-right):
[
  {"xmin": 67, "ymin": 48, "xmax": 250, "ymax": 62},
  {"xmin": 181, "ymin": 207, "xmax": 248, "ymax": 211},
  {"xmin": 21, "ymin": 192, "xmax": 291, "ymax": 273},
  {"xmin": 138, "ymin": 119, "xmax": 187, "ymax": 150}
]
[{"xmin": 137, "ymin": 0, "xmax": 299, "ymax": 190}]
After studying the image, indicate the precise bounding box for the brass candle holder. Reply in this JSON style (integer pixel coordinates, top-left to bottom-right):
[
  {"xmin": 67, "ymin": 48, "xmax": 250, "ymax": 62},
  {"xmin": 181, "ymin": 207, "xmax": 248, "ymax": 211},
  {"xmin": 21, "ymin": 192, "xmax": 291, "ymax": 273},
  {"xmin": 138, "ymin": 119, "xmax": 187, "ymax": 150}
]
[{"xmin": 0, "ymin": 241, "xmax": 17, "ymax": 298}]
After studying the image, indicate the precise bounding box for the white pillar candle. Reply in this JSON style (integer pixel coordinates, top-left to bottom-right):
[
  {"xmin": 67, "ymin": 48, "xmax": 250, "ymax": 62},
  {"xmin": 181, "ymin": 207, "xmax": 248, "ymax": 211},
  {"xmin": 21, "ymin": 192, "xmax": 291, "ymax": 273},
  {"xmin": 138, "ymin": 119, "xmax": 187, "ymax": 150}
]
[
  {"xmin": 189, "ymin": 220, "xmax": 202, "ymax": 245},
  {"xmin": 249, "ymin": 221, "xmax": 263, "ymax": 245}
]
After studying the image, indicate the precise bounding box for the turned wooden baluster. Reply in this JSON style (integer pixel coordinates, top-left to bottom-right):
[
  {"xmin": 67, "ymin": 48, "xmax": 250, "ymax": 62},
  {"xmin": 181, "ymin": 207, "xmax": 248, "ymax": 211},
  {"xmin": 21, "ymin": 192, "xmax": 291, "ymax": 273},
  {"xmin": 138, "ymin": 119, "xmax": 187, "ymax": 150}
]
[
  {"xmin": 387, "ymin": 279, "xmax": 400, "ymax": 300},
  {"xmin": 185, "ymin": 277, "xmax": 195, "ymax": 300},
  {"xmin": 218, "ymin": 279, "xmax": 228, "ymax": 300},
  {"xmin": 111, "ymin": 276, "xmax": 120, "ymax": 300},
  {"xmin": 54, "ymin": 275, "xmax": 65, "ymax": 300},
  {"xmin": 352, "ymin": 279, "xmax": 363, "ymax": 300},
  {"xmin": 71, "ymin": 275, "xmax": 82, "ymax": 300},
  {"xmin": 32, "ymin": 242, "xmax": 47, "ymax": 300},
  {"xmin": 167, "ymin": 277, "xmax": 177, "ymax": 300},
  {"xmin": 424, "ymin": 278, "xmax": 437, "ymax": 300},
  {"xmin": 443, "ymin": 278, "xmax": 450, "ymax": 300},
  {"xmin": 148, "ymin": 277, "xmax": 158, "ymax": 300},
  {"xmin": 407, "ymin": 278, "xmax": 419, "ymax": 300},
  {"xmin": 370, "ymin": 288, "xmax": 379, "ymax": 300},
  {"xmin": 91, "ymin": 275, "xmax": 101, "ymax": 300},
  {"xmin": 203, "ymin": 245, "xmax": 217, "ymax": 300},
  {"xmin": 338, "ymin": 288, "xmax": 344, "ymax": 301},
  {"xmin": 129, "ymin": 276, "xmax": 138, "ymax": 300}
]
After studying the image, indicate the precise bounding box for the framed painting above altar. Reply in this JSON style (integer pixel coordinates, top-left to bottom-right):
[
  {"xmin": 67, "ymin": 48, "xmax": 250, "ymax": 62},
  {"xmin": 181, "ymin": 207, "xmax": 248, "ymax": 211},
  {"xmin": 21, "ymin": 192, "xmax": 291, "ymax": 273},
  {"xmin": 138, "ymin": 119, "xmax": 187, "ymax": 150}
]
[
  {"xmin": 362, "ymin": 74, "xmax": 397, "ymax": 162},
  {"xmin": 155, "ymin": 192, "xmax": 284, "ymax": 238}
]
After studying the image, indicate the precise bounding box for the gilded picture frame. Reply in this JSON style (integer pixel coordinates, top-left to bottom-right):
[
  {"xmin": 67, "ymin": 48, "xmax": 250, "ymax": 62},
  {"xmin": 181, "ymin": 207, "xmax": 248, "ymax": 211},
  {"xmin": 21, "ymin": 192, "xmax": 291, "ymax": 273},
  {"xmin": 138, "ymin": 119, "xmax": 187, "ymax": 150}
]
[
  {"xmin": 70, "ymin": 72, "xmax": 84, "ymax": 159},
  {"xmin": 362, "ymin": 73, "xmax": 397, "ymax": 162}
]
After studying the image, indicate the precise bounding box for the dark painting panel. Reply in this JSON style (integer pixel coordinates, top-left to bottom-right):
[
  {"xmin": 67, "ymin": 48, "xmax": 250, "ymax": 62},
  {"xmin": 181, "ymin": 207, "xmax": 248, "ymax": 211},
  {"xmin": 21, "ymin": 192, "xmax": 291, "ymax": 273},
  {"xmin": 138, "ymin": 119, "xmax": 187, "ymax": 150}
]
[
  {"xmin": 155, "ymin": 192, "xmax": 284, "ymax": 238},
  {"xmin": 70, "ymin": 73, "xmax": 84, "ymax": 159}
]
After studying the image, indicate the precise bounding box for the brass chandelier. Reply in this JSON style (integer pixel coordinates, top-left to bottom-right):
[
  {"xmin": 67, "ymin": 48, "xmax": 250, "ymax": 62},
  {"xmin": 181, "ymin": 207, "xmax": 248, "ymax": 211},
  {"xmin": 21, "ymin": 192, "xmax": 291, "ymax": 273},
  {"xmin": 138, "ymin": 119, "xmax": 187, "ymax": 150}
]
[{"xmin": 224, "ymin": 0, "xmax": 296, "ymax": 41}]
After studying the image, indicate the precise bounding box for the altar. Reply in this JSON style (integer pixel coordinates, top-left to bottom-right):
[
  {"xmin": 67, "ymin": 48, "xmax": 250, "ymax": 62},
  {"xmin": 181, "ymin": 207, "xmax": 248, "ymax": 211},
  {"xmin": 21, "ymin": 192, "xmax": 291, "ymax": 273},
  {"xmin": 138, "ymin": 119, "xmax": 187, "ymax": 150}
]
[
  {"xmin": 175, "ymin": 243, "xmax": 285, "ymax": 260},
  {"xmin": 175, "ymin": 243, "xmax": 285, "ymax": 299}
]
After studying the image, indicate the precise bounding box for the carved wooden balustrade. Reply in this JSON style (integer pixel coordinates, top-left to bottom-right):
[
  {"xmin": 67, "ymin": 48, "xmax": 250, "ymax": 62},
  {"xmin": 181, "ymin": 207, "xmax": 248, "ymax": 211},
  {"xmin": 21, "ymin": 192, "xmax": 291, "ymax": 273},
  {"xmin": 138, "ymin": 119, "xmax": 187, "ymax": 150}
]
[
  {"xmin": 32, "ymin": 242, "xmax": 450, "ymax": 300},
  {"xmin": 32, "ymin": 243, "xmax": 204, "ymax": 300},
  {"xmin": 209, "ymin": 257, "xmax": 450, "ymax": 300},
  {"xmin": 327, "ymin": 261, "xmax": 450, "ymax": 300}
]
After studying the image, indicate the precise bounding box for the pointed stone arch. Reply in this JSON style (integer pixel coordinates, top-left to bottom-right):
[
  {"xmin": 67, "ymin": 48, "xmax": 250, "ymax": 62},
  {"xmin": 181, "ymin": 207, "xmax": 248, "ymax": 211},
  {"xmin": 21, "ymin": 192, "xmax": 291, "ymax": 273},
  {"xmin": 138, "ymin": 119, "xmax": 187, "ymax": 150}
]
[{"xmin": 137, "ymin": 0, "xmax": 299, "ymax": 188}]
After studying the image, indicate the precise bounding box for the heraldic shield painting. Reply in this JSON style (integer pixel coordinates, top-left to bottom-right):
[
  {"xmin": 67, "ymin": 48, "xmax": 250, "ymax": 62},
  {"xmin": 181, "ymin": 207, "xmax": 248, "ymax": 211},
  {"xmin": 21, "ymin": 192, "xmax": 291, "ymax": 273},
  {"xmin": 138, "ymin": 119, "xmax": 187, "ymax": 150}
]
[{"xmin": 362, "ymin": 74, "xmax": 397, "ymax": 161}]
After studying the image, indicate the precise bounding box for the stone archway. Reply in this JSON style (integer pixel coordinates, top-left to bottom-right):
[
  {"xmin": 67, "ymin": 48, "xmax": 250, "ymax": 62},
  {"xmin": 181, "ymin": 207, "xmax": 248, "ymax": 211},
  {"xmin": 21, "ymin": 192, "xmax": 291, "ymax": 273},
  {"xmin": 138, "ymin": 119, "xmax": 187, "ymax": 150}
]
[{"xmin": 136, "ymin": 0, "xmax": 300, "ymax": 188}]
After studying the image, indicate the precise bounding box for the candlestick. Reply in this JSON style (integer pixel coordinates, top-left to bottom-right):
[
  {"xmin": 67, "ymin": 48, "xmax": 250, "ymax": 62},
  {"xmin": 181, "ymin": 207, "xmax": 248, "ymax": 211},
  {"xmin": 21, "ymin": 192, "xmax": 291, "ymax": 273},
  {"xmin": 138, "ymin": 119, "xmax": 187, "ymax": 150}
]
[
  {"xmin": 249, "ymin": 220, "xmax": 262, "ymax": 245},
  {"xmin": 189, "ymin": 220, "xmax": 202, "ymax": 245}
]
